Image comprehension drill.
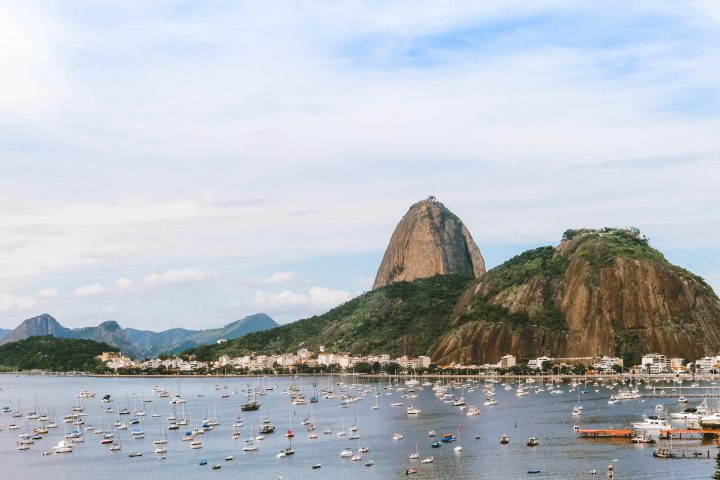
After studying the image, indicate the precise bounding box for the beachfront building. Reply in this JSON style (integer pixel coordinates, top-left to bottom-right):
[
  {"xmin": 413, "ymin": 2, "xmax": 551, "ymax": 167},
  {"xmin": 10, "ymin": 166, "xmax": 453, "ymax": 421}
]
[
  {"xmin": 670, "ymin": 357, "xmax": 686, "ymax": 373},
  {"xmin": 417, "ymin": 356, "xmax": 432, "ymax": 369},
  {"xmin": 499, "ymin": 354, "xmax": 516, "ymax": 369},
  {"xmin": 641, "ymin": 354, "xmax": 670, "ymax": 374},
  {"xmin": 528, "ymin": 356, "xmax": 553, "ymax": 370},
  {"xmin": 697, "ymin": 356, "xmax": 720, "ymax": 373},
  {"xmin": 593, "ymin": 356, "xmax": 623, "ymax": 372}
]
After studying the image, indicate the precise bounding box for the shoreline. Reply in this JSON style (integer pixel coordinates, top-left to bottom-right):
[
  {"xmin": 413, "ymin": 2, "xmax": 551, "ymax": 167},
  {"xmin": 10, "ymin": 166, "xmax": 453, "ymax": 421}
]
[{"xmin": 0, "ymin": 371, "xmax": 713, "ymax": 382}]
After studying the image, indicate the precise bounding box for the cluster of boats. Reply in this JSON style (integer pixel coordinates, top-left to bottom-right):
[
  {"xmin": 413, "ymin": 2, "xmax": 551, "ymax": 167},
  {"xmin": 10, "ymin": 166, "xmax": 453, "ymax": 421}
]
[{"xmin": 4, "ymin": 374, "xmax": 720, "ymax": 477}]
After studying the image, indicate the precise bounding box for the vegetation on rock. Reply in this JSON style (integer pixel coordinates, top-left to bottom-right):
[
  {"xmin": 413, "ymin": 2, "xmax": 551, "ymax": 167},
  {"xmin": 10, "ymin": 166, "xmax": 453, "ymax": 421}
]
[{"xmin": 187, "ymin": 274, "xmax": 472, "ymax": 361}]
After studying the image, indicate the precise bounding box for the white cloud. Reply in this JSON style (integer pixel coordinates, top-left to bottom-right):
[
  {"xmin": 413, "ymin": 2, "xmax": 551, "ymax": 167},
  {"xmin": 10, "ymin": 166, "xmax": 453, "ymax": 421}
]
[
  {"xmin": 82, "ymin": 246, "xmax": 137, "ymax": 260},
  {"xmin": 73, "ymin": 283, "xmax": 106, "ymax": 296},
  {"xmin": 0, "ymin": 292, "xmax": 37, "ymax": 312},
  {"xmin": 253, "ymin": 286, "xmax": 353, "ymax": 313},
  {"xmin": 114, "ymin": 278, "xmax": 133, "ymax": 288},
  {"xmin": 36, "ymin": 287, "xmax": 58, "ymax": 298},
  {"xmin": 0, "ymin": 1, "xmax": 718, "ymax": 329},
  {"xmin": 143, "ymin": 268, "xmax": 207, "ymax": 285},
  {"xmin": 267, "ymin": 272, "xmax": 298, "ymax": 284}
]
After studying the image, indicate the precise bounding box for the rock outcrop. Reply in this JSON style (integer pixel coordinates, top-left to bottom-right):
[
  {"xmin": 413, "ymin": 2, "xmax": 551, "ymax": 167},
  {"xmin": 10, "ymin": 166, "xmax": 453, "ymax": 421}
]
[
  {"xmin": 0, "ymin": 314, "xmax": 66, "ymax": 345},
  {"xmin": 373, "ymin": 196, "xmax": 485, "ymax": 289},
  {"xmin": 429, "ymin": 229, "xmax": 720, "ymax": 365}
]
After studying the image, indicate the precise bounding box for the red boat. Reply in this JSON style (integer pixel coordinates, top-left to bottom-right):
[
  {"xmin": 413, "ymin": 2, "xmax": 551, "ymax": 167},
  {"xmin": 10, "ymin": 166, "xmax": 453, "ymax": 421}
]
[{"xmin": 286, "ymin": 429, "xmax": 294, "ymax": 438}]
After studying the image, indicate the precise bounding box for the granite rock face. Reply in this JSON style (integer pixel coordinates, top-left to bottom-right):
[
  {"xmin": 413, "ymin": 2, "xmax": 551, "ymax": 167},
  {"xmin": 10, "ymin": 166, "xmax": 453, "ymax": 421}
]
[
  {"xmin": 429, "ymin": 230, "xmax": 720, "ymax": 365},
  {"xmin": 373, "ymin": 197, "xmax": 485, "ymax": 289}
]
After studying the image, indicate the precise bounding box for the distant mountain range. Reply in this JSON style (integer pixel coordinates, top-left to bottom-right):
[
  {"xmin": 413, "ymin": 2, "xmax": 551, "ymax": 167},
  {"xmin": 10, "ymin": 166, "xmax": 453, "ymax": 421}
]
[{"xmin": 0, "ymin": 313, "xmax": 278, "ymax": 359}]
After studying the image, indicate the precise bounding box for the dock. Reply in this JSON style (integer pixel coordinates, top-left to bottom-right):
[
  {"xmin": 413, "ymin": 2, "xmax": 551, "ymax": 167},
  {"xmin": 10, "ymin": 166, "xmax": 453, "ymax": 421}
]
[
  {"xmin": 659, "ymin": 429, "xmax": 720, "ymax": 440},
  {"xmin": 643, "ymin": 392, "xmax": 720, "ymax": 398},
  {"xmin": 577, "ymin": 429, "xmax": 633, "ymax": 438}
]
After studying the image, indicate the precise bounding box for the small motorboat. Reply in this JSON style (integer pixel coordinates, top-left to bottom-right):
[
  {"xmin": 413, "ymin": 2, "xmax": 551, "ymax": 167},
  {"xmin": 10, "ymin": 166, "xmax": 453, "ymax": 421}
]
[
  {"xmin": 312, "ymin": 464, "xmax": 322, "ymax": 469},
  {"xmin": 527, "ymin": 436, "xmax": 539, "ymax": 447},
  {"xmin": 431, "ymin": 441, "xmax": 442, "ymax": 448},
  {"xmin": 632, "ymin": 435, "xmax": 656, "ymax": 444},
  {"xmin": 421, "ymin": 456, "xmax": 434, "ymax": 464},
  {"xmin": 199, "ymin": 459, "xmax": 208, "ymax": 465},
  {"xmin": 225, "ymin": 455, "xmax": 234, "ymax": 461},
  {"xmin": 212, "ymin": 464, "xmax": 221, "ymax": 470},
  {"xmin": 365, "ymin": 460, "xmax": 374, "ymax": 467},
  {"xmin": 500, "ymin": 434, "xmax": 509, "ymax": 444},
  {"xmin": 528, "ymin": 469, "xmax": 541, "ymax": 474},
  {"xmin": 405, "ymin": 467, "xmax": 419, "ymax": 475}
]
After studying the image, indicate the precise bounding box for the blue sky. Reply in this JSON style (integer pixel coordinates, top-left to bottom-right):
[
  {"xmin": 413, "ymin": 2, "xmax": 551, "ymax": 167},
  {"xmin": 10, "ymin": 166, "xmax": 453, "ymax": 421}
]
[{"xmin": 1, "ymin": 1, "xmax": 719, "ymax": 330}]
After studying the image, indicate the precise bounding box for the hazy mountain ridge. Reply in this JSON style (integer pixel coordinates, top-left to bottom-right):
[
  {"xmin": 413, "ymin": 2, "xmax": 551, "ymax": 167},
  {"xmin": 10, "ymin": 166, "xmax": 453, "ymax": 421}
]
[
  {"xmin": 124, "ymin": 313, "xmax": 279, "ymax": 357},
  {"xmin": 0, "ymin": 313, "xmax": 278, "ymax": 359},
  {"xmin": 0, "ymin": 329, "xmax": 12, "ymax": 342}
]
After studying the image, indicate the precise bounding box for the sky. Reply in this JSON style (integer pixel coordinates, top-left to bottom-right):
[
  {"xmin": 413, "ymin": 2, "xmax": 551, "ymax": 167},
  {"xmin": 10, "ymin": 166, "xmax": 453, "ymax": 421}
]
[{"xmin": 1, "ymin": 1, "xmax": 719, "ymax": 330}]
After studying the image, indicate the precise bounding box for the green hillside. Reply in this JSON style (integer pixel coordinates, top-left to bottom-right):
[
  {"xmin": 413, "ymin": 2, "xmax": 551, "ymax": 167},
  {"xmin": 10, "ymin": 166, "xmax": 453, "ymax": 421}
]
[
  {"xmin": 188, "ymin": 274, "xmax": 472, "ymax": 361},
  {"xmin": 0, "ymin": 336, "xmax": 111, "ymax": 372}
]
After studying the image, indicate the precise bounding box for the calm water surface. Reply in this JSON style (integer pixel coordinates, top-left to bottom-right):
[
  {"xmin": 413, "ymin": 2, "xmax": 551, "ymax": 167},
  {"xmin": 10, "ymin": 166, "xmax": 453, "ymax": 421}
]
[{"xmin": 0, "ymin": 375, "xmax": 715, "ymax": 479}]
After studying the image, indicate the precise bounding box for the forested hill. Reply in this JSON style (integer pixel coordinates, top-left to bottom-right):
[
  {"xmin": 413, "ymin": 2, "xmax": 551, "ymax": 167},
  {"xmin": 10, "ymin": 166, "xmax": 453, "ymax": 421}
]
[
  {"xmin": 0, "ymin": 336, "xmax": 110, "ymax": 372},
  {"xmin": 187, "ymin": 274, "xmax": 472, "ymax": 361}
]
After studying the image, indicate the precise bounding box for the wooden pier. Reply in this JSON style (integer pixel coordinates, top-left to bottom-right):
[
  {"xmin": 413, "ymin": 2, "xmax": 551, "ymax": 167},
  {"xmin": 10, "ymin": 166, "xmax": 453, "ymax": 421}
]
[
  {"xmin": 659, "ymin": 429, "xmax": 720, "ymax": 440},
  {"xmin": 653, "ymin": 449, "xmax": 714, "ymax": 459},
  {"xmin": 577, "ymin": 429, "xmax": 633, "ymax": 439},
  {"xmin": 643, "ymin": 392, "xmax": 720, "ymax": 398}
]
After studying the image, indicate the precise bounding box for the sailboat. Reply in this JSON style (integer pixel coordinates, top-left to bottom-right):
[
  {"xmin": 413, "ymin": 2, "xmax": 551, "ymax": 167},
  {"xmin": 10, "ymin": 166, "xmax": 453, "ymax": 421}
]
[
  {"xmin": 572, "ymin": 387, "xmax": 583, "ymax": 416},
  {"xmin": 454, "ymin": 426, "xmax": 463, "ymax": 452},
  {"xmin": 410, "ymin": 436, "xmax": 419, "ymax": 459},
  {"xmin": 243, "ymin": 420, "xmax": 258, "ymax": 451},
  {"xmin": 153, "ymin": 427, "xmax": 168, "ymax": 445}
]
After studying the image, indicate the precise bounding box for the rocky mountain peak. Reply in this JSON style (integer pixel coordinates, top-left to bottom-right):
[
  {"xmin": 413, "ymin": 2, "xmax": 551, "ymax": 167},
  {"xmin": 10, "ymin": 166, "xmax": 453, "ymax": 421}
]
[
  {"xmin": 373, "ymin": 196, "xmax": 485, "ymax": 289},
  {"xmin": 428, "ymin": 228, "xmax": 720, "ymax": 365},
  {"xmin": 0, "ymin": 314, "xmax": 64, "ymax": 345}
]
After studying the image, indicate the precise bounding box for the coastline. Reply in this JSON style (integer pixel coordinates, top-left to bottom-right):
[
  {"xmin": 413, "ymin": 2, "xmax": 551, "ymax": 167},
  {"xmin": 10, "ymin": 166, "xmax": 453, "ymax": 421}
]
[{"xmin": 0, "ymin": 371, "xmax": 711, "ymax": 382}]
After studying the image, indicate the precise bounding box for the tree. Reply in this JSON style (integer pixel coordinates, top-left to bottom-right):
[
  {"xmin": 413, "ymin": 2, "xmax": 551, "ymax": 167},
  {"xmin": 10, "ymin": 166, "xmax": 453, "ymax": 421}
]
[
  {"xmin": 384, "ymin": 362, "xmax": 402, "ymax": 375},
  {"xmin": 713, "ymin": 452, "xmax": 720, "ymax": 480},
  {"xmin": 541, "ymin": 360, "xmax": 554, "ymax": 373},
  {"xmin": 354, "ymin": 362, "xmax": 373, "ymax": 374}
]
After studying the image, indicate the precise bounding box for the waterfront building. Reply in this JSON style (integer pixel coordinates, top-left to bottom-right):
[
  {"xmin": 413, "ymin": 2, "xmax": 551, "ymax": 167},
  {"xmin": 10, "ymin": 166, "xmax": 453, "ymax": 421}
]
[
  {"xmin": 528, "ymin": 356, "xmax": 553, "ymax": 370},
  {"xmin": 499, "ymin": 354, "xmax": 516, "ymax": 369},
  {"xmin": 593, "ymin": 356, "xmax": 623, "ymax": 372},
  {"xmin": 641, "ymin": 354, "xmax": 669, "ymax": 374}
]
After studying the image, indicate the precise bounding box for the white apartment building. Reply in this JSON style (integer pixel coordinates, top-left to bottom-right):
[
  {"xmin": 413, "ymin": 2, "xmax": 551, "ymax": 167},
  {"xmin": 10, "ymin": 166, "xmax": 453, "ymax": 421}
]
[
  {"xmin": 593, "ymin": 356, "xmax": 623, "ymax": 372},
  {"xmin": 528, "ymin": 356, "xmax": 553, "ymax": 370},
  {"xmin": 697, "ymin": 356, "xmax": 720, "ymax": 373},
  {"xmin": 641, "ymin": 354, "xmax": 669, "ymax": 374}
]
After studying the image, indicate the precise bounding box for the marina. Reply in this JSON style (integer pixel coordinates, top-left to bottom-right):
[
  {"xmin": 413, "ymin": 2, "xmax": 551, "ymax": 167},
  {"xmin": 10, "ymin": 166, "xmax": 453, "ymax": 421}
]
[{"xmin": 1, "ymin": 374, "xmax": 719, "ymax": 479}]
